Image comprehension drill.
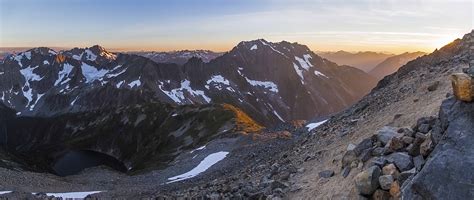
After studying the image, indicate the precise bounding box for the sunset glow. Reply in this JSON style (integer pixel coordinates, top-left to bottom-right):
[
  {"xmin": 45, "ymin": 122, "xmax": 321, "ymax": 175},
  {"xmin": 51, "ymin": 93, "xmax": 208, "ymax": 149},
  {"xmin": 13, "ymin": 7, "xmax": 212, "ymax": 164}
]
[{"xmin": 1, "ymin": 0, "xmax": 472, "ymax": 53}]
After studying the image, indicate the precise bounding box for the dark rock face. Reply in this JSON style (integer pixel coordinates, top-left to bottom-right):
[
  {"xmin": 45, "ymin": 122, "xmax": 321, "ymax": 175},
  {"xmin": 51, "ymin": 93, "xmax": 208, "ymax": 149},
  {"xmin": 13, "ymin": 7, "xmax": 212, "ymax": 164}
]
[
  {"xmin": 402, "ymin": 97, "xmax": 474, "ymax": 199},
  {"xmin": 0, "ymin": 40, "xmax": 377, "ymax": 126},
  {"xmin": 1, "ymin": 102, "xmax": 256, "ymax": 174}
]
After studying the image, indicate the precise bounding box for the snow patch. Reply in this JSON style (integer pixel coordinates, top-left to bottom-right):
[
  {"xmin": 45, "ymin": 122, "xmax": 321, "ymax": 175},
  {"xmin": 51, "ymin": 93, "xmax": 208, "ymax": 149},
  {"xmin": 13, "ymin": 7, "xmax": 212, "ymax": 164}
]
[
  {"xmin": 128, "ymin": 79, "xmax": 141, "ymax": 88},
  {"xmin": 167, "ymin": 151, "xmax": 229, "ymax": 183},
  {"xmin": 273, "ymin": 111, "xmax": 285, "ymax": 122},
  {"xmin": 29, "ymin": 93, "xmax": 44, "ymax": 111},
  {"xmin": 250, "ymin": 44, "xmax": 258, "ymax": 50},
  {"xmin": 293, "ymin": 62, "xmax": 305, "ymax": 84},
  {"xmin": 81, "ymin": 62, "xmax": 109, "ymax": 83},
  {"xmin": 43, "ymin": 60, "xmax": 50, "ymax": 65},
  {"xmin": 0, "ymin": 191, "xmax": 12, "ymax": 195},
  {"xmin": 190, "ymin": 145, "xmax": 206, "ymax": 153},
  {"xmin": 306, "ymin": 120, "xmax": 328, "ymax": 131},
  {"xmin": 159, "ymin": 80, "xmax": 211, "ymax": 104},
  {"xmin": 245, "ymin": 77, "xmax": 278, "ymax": 93},
  {"xmin": 116, "ymin": 81, "xmax": 125, "ymax": 88},
  {"xmin": 55, "ymin": 63, "xmax": 74, "ymax": 86},
  {"xmin": 259, "ymin": 40, "xmax": 287, "ymax": 58},
  {"xmin": 20, "ymin": 65, "xmax": 43, "ymax": 82},
  {"xmin": 70, "ymin": 96, "xmax": 79, "ymax": 106},
  {"xmin": 34, "ymin": 191, "xmax": 103, "ymax": 199},
  {"xmin": 85, "ymin": 49, "xmax": 97, "ymax": 61},
  {"xmin": 205, "ymin": 75, "xmax": 233, "ymax": 91}
]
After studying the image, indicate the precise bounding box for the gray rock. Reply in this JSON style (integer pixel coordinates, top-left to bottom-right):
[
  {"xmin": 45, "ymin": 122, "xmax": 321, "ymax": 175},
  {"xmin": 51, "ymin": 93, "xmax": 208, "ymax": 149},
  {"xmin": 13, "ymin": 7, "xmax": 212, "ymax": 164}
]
[
  {"xmin": 398, "ymin": 168, "xmax": 416, "ymax": 185},
  {"xmin": 342, "ymin": 150, "xmax": 358, "ymax": 168},
  {"xmin": 387, "ymin": 152, "xmax": 414, "ymax": 171},
  {"xmin": 418, "ymin": 124, "xmax": 431, "ymax": 133},
  {"xmin": 319, "ymin": 170, "xmax": 335, "ymax": 178},
  {"xmin": 379, "ymin": 175, "xmax": 394, "ymax": 190},
  {"xmin": 419, "ymin": 133, "xmax": 434, "ymax": 157},
  {"xmin": 355, "ymin": 166, "xmax": 382, "ymax": 195},
  {"xmin": 413, "ymin": 155, "xmax": 425, "ymax": 172},
  {"xmin": 359, "ymin": 148, "xmax": 373, "ymax": 162},
  {"xmin": 370, "ymin": 157, "xmax": 388, "ymax": 167},
  {"xmin": 401, "ymin": 136, "xmax": 414, "ymax": 144},
  {"xmin": 371, "ymin": 147, "xmax": 386, "ymax": 156},
  {"xmin": 341, "ymin": 166, "xmax": 351, "ymax": 178},
  {"xmin": 354, "ymin": 138, "xmax": 373, "ymax": 155},
  {"xmin": 402, "ymin": 98, "xmax": 474, "ymax": 199},
  {"xmin": 376, "ymin": 126, "xmax": 400, "ymax": 145}
]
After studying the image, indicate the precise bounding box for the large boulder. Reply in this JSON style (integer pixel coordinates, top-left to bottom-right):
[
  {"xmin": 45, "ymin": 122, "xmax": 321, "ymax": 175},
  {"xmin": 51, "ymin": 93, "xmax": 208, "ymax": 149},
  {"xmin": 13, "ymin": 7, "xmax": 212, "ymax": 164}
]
[
  {"xmin": 450, "ymin": 73, "xmax": 473, "ymax": 102},
  {"xmin": 355, "ymin": 166, "xmax": 382, "ymax": 195},
  {"xmin": 402, "ymin": 98, "xmax": 474, "ymax": 199}
]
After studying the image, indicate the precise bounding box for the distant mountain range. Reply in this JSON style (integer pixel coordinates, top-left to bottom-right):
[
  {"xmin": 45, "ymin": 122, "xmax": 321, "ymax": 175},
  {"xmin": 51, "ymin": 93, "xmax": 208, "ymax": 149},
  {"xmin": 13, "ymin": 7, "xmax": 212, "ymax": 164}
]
[
  {"xmin": 369, "ymin": 51, "xmax": 426, "ymax": 80},
  {"xmin": 0, "ymin": 40, "xmax": 377, "ymax": 126},
  {"xmin": 128, "ymin": 50, "xmax": 223, "ymax": 65},
  {"xmin": 317, "ymin": 51, "xmax": 395, "ymax": 72}
]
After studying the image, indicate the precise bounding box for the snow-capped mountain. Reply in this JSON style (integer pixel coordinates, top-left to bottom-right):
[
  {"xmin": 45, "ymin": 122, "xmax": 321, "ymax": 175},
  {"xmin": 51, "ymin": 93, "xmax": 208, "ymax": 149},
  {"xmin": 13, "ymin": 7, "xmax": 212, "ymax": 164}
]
[
  {"xmin": 130, "ymin": 50, "xmax": 223, "ymax": 65},
  {"xmin": 0, "ymin": 40, "xmax": 377, "ymax": 126}
]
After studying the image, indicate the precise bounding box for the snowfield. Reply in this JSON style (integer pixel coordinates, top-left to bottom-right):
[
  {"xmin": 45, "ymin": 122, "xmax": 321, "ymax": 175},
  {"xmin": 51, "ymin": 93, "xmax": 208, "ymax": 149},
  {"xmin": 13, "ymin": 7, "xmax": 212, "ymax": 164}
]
[
  {"xmin": 33, "ymin": 191, "xmax": 103, "ymax": 199},
  {"xmin": 167, "ymin": 151, "xmax": 229, "ymax": 183}
]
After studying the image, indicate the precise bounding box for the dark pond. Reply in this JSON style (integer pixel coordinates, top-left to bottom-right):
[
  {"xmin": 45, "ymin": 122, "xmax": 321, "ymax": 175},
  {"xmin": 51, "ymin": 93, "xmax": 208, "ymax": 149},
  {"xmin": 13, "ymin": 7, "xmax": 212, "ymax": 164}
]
[{"xmin": 52, "ymin": 150, "xmax": 127, "ymax": 176}]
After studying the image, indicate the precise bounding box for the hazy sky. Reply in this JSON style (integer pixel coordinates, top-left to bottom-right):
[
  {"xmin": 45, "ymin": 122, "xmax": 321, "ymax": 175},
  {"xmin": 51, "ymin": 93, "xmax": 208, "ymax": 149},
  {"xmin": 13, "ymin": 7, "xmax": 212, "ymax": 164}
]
[{"xmin": 1, "ymin": 0, "xmax": 472, "ymax": 53}]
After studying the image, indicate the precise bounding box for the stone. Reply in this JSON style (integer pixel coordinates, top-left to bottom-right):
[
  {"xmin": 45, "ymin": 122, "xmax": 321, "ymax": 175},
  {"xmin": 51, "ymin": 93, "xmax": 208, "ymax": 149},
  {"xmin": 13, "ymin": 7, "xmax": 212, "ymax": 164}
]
[
  {"xmin": 387, "ymin": 152, "xmax": 414, "ymax": 171},
  {"xmin": 359, "ymin": 148, "xmax": 373, "ymax": 162},
  {"xmin": 319, "ymin": 170, "xmax": 335, "ymax": 178},
  {"xmin": 413, "ymin": 155, "xmax": 425, "ymax": 172},
  {"xmin": 372, "ymin": 189, "xmax": 391, "ymax": 200},
  {"xmin": 370, "ymin": 157, "xmax": 388, "ymax": 167},
  {"xmin": 398, "ymin": 127, "xmax": 414, "ymax": 137},
  {"xmin": 401, "ymin": 136, "xmax": 414, "ymax": 144},
  {"xmin": 407, "ymin": 137, "xmax": 424, "ymax": 157},
  {"xmin": 341, "ymin": 166, "xmax": 351, "ymax": 178},
  {"xmin": 376, "ymin": 126, "xmax": 401, "ymax": 145},
  {"xmin": 386, "ymin": 137, "xmax": 405, "ymax": 152},
  {"xmin": 417, "ymin": 124, "xmax": 431, "ymax": 134},
  {"xmin": 342, "ymin": 150, "xmax": 358, "ymax": 168},
  {"xmin": 389, "ymin": 181, "xmax": 401, "ymax": 198},
  {"xmin": 398, "ymin": 168, "xmax": 416, "ymax": 185},
  {"xmin": 354, "ymin": 138, "xmax": 373, "ymax": 156},
  {"xmin": 450, "ymin": 73, "xmax": 473, "ymax": 102},
  {"xmin": 382, "ymin": 164, "xmax": 399, "ymax": 178},
  {"xmin": 427, "ymin": 81, "xmax": 439, "ymax": 92},
  {"xmin": 419, "ymin": 133, "xmax": 434, "ymax": 157},
  {"xmin": 379, "ymin": 175, "xmax": 394, "ymax": 190},
  {"xmin": 347, "ymin": 143, "xmax": 356, "ymax": 151},
  {"xmin": 372, "ymin": 147, "xmax": 386, "ymax": 156},
  {"xmin": 355, "ymin": 166, "xmax": 381, "ymax": 195}
]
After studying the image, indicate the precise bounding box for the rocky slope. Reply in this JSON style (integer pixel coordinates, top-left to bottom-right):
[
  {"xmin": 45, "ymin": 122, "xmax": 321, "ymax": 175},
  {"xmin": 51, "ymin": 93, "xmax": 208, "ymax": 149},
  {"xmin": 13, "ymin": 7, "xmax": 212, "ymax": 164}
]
[
  {"xmin": 130, "ymin": 50, "xmax": 223, "ymax": 65},
  {"xmin": 0, "ymin": 40, "xmax": 376, "ymax": 126},
  {"xmin": 140, "ymin": 31, "xmax": 472, "ymax": 199},
  {"xmin": 369, "ymin": 52, "xmax": 426, "ymax": 80},
  {"xmin": 318, "ymin": 51, "xmax": 394, "ymax": 72}
]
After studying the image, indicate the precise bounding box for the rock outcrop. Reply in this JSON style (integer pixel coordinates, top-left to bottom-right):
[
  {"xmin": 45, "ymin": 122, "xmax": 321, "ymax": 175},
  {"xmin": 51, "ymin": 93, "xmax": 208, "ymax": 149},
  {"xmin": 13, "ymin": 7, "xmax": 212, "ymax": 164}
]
[{"xmin": 402, "ymin": 97, "xmax": 474, "ymax": 199}]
